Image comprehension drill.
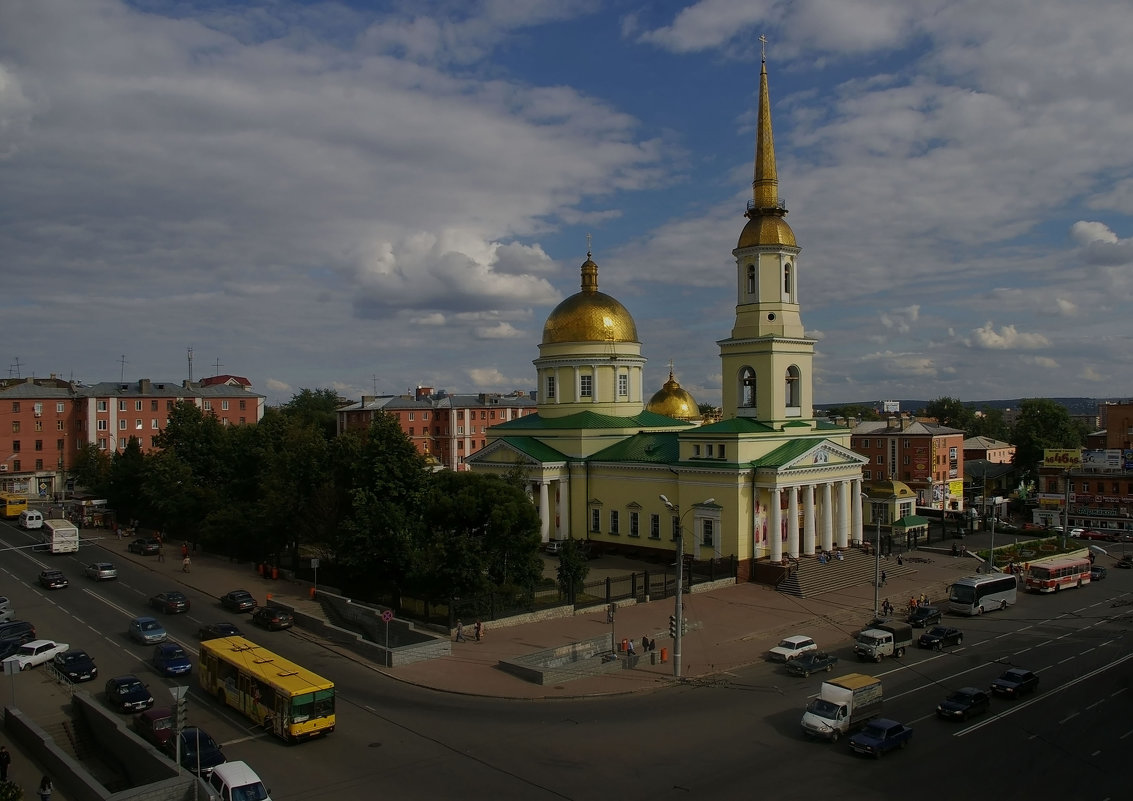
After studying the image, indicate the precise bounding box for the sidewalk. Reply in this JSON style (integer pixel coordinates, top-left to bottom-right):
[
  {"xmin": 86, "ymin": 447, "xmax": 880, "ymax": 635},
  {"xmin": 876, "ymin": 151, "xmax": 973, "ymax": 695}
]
[{"xmin": 119, "ymin": 535, "xmax": 982, "ymax": 699}]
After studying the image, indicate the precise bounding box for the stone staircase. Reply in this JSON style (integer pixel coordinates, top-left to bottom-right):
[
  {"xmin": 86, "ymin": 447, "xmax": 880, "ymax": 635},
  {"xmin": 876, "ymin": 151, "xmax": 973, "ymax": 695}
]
[{"xmin": 776, "ymin": 549, "xmax": 918, "ymax": 598}]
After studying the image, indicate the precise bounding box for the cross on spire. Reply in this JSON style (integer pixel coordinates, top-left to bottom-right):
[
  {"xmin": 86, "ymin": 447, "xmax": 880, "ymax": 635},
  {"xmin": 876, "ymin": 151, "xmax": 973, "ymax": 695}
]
[
  {"xmin": 759, "ymin": 33, "xmax": 767, "ymax": 62},
  {"xmin": 586, "ymin": 232, "xmax": 592, "ymax": 257}
]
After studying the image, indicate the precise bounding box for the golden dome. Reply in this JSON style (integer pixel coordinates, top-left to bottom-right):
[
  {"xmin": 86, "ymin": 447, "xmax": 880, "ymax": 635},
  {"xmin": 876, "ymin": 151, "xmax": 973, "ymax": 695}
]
[
  {"xmin": 737, "ymin": 214, "xmax": 796, "ymax": 248},
  {"xmin": 542, "ymin": 255, "xmax": 638, "ymax": 345},
  {"xmin": 646, "ymin": 368, "xmax": 699, "ymax": 420}
]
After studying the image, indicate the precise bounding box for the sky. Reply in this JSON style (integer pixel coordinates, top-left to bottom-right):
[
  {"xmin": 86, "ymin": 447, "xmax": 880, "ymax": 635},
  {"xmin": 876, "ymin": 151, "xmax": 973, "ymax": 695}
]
[{"xmin": 3, "ymin": 0, "xmax": 1133, "ymax": 408}]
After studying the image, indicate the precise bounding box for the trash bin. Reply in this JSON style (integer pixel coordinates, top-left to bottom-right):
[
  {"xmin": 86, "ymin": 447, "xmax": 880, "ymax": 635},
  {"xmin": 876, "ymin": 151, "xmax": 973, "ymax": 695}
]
[
  {"xmin": 650, "ymin": 652, "xmax": 658, "ymax": 665},
  {"xmin": 660, "ymin": 647, "xmax": 668, "ymax": 663}
]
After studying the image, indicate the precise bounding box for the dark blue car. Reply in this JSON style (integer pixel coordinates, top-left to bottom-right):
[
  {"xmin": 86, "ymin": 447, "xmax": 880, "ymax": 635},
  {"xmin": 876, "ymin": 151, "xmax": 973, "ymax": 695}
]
[{"xmin": 151, "ymin": 643, "xmax": 192, "ymax": 676}]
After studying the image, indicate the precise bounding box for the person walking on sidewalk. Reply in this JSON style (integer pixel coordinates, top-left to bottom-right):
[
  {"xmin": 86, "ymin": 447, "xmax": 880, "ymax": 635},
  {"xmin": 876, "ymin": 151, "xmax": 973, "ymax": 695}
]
[
  {"xmin": 182, "ymin": 555, "xmax": 192, "ymax": 573},
  {"xmin": 38, "ymin": 775, "xmax": 53, "ymax": 800},
  {"xmin": 474, "ymin": 620, "xmax": 483, "ymax": 642},
  {"xmin": 0, "ymin": 745, "xmax": 11, "ymax": 782},
  {"xmin": 157, "ymin": 543, "xmax": 165, "ymax": 563},
  {"xmin": 455, "ymin": 620, "xmax": 466, "ymax": 642}
]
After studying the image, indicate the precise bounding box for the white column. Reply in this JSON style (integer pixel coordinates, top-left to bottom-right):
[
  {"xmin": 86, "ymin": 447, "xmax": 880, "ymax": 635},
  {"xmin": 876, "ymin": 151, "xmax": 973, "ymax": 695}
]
[
  {"xmin": 803, "ymin": 484, "xmax": 816, "ymax": 556},
  {"xmin": 821, "ymin": 483, "xmax": 834, "ymax": 552},
  {"xmin": 837, "ymin": 480, "xmax": 850, "ymax": 548},
  {"xmin": 787, "ymin": 486, "xmax": 800, "ymax": 558},
  {"xmin": 557, "ymin": 477, "xmax": 570, "ymax": 540},
  {"xmin": 769, "ymin": 488, "xmax": 783, "ymax": 563},
  {"xmin": 538, "ymin": 481, "xmax": 550, "ymax": 543},
  {"xmin": 851, "ymin": 478, "xmax": 863, "ymax": 545}
]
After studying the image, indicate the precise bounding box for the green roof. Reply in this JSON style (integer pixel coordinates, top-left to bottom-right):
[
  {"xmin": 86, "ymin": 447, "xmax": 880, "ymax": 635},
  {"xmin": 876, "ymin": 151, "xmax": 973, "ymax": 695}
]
[
  {"xmin": 589, "ymin": 432, "xmax": 681, "ymax": 463},
  {"xmin": 496, "ymin": 437, "xmax": 568, "ymax": 463},
  {"xmin": 492, "ymin": 409, "xmax": 693, "ymax": 431},
  {"xmin": 751, "ymin": 438, "xmax": 822, "ymax": 468},
  {"xmin": 695, "ymin": 417, "xmax": 777, "ymax": 434},
  {"xmin": 894, "ymin": 515, "xmax": 930, "ymax": 529}
]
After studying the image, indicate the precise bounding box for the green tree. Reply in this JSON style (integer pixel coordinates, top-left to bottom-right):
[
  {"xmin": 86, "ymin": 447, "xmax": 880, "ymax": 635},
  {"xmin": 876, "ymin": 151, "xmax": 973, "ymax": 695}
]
[
  {"xmin": 106, "ymin": 436, "xmax": 147, "ymax": 523},
  {"xmin": 1010, "ymin": 398, "xmax": 1085, "ymax": 481},
  {"xmin": 822, "ymin": 404, "xmax": 881, "ymax": 422},
  {"xmin": 278, "ymin": 387, "xmax": 344, "ymax": 440},
  {"xmin": 922, "ymin": 397, "xmax": 974, "ymax": 430},
  {"xmin": 966, "ymin": 407, "xmax": 1010, "ymax": 441},
  {"xmin": 70, "ymin": 442, "xmax": 111, "ymax": 495},
  {"xmin": 555, "ymin": 538, "xmax": 589, "ymax": 600}
]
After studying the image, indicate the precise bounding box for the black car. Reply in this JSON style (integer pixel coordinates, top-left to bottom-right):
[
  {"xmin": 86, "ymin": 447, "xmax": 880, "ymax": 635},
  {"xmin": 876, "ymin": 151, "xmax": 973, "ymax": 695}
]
[
  {"xmin": 220, "ymin": 590, "xmax": 258, "ymax": 613},
  {"xmin": 936, "ymin": 687, "xmax": 990, "ymax": 720},
  {"xmin": 38, "ymin": 570, "xmax": 69, "ymax": 590},
  {"xmin": 918, "ymin": 626, "xmax": 963, "ymax": 650},
  {"xmin": 251, "ymin": 606, "xmax": 293, "ymax": 631},
  {"xmin": 52, "ymin": 649, "xmax": 99, "ymax": 683},
  {"xmin": 149, "ymin": 591, "xmax": 191, "ymax": 614},
  {"xmin": 1090, "ymin": 565, "xmax": 1106, "ymax": 581},
  {"xmin": 173, "ymin": 727, "xmax": 227, "ymax": 777},
  {"xmin": 907, "ymin": 606, "xmax": 941, "ymax": 628},
  {"xmin": 128, "ymin": 537, "xmax": 162, "ymax": 555},
  {"xmin": 0, "ymin": 620, "xmax": 37, "ymax": 645},
  {"xmin": 198, "ymin": 622, "xmax": 243, "ymax": 641},
  {"xmin": 105, "ymin": 674, "xmax": 155, "ymax": 713},
  {"xmin": 785, "ymin": 651, "xmax": 839, "ymax": 677},
  {"xmin": 991, "ymin": 668, "xmax": 1039, "ymax": 698}
]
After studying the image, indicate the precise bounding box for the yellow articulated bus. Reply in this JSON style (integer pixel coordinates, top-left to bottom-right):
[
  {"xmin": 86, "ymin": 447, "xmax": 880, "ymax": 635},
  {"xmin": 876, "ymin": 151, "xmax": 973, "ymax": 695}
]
[
  {"xmin": 198, "ymin": 636, "xmax": 335, "ymax": 742},
  {"xmin": 0, "ymin": 492, "xmax": 29, "ymax": 519}
]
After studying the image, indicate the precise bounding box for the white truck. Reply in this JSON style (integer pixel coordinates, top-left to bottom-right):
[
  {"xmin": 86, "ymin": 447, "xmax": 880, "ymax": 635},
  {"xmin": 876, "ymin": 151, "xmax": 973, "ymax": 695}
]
[
  {"xmin": 42, "ymin": 519, "xmax": 80, "ymax": 554},
  {"xmin": 801, "ymin": 673, "xmax": 883, "ymax": 741},
  {"xmin": 853, "ymin": 622, "xmax": 913, "ymax": 662}
]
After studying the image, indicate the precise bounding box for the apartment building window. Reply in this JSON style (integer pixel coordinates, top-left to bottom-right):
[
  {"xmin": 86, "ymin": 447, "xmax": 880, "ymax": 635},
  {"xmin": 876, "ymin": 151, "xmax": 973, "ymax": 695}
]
[
  {"xmin": 10, "ymin": 421, "xmax": 18, "ymax": 433},
  {"xmin": 10, "ymin": 459, "xmax": 19, "ymax": 471},
  {"xmin": 876, "ymin": 455, "xmax": 883, "ymax": 464},
  {"xmin": 204, "ymin": 401, "xmax": 212, "ymax": 411},
  {"xmin": 546, "ymin": 376, "xmax": 556, "ymax": 399},
  {"xmin": 629, "ymin": 511, "xmax": 639, "ymax": 538},
  {"xmin": 97, "ymin": 400, "xmax": 107, "ymax": 411},
  {"xmin": 591, "ymin": 508, "xmax": 601, "ymax": 532},
  {"xmin": 34, "ymin": 402, "xmax": 43, "ymax": 417},
  {"xmin": 134, "ymin": 400, "xmax": 142, "ymax": 411},
  {"xmin": 490, "ymin": 410, "xmax": 496, "ymax": 420},
  {"xmin": 98, "ymin": 439, "xmax": 107, "ymax": 451},
  {"xmin": 152, "ymin": 419, "xmax": 159, "ymax": 429},
  {"xmin": 409, "ymin": 427, "xmax": 414, "ymax": 436},
  {"xmin": 119, "ymin": 419, "xmax": 127, "ymax": 430},
  {"xmin": 34, "ymin": 440, "xmax": 42, "ymax": 451},
  {"xmin": 864, "ymin": 470, "xmax": 872, "ymax": 480},
  {"xmin": 480, "ymin": 411, "xmax": 486, "ymax": 420},
  {"xmin": 56, "ymin": 421, "xmax": 64, "ymax": 431},
  {"xmin": 609, "ymin": 510, "xmax": 620, "ymax": 535},
  {"xmin": 34, "ymin": 421, "xmax": 42, "ymax": 431},
  {"xmin": 239, "ymin": 400, "xmax": 246, "ymax": 410},
  {"xmin": 408, "ymin": 412, "xmax": 414, "ymax": 421},
  {"xmin": 97, "ymin": 420, "xmax": 107, "ymax": 431},
  {"xmin": 718, "ymin": 444, "xmax": 726, "ymax": 459},
  {"xmin": 151, "ymin": 400, "xmax": 159, "ymax": 411},
  {"xmin": 457, "ymin": 426, "xmax": 464, "ymax": 435},
  {"xmin": 10, "ymin": 402, "xmax": 19, "ymax": 413},
  {"xmin": 422, "ymin": 411, "xmax": 429, "ymax": 421},
  {"xmin": 706, "ymin": 444, "xmax": 714, "ymax": 457},
  {"xmin": 166, "ymin": 401, "xmax": 174, "ymax": 410},
  {"xmin": 903, "ymin": 455, "xmax": 909, "ymax": 465},
  {"xmin": 649, "ymin": 514, "xmax": 660, "ymax": 540},
  {"xmin": 239, "ymin": 417, "xmax": 245, "ymax": 424},
  {"xmin": 136, "ymin": 419, "xmax": 143, "ymax": 430},
  {"xmin": 693, "ymin": 444, "xmax": 701, "ymax": 457},
  {"xmin": 57, "ymin": 402, "xmax": 65, "ymax": 413},
  {"xmin": 119, "ymin": 400, "xmax": 127, "ymax": 411},
  {"xmin": 56, "ymin": 439, "xmax": 64, "ymax": 451},
  {"xmin": 580, "ymin": 375, "xmax": 593, "ymax": 397},
  {"xmin": 11, "ymin": 441, "xmax": 19, "ymax": 452},
  {"xmin": 617, "ymin": 374, "xmax": 628, "ymax": 397},
  {"xmin": 151, "ymin": 436, "xmax": 159, "ymax": 448},
  {"xmin": 35, "ymin": 459, "xmax": 43, "ymax": 470},
  {"xmin": 903, "ymin": 439, "xmax": 910, "ymax": 448}
]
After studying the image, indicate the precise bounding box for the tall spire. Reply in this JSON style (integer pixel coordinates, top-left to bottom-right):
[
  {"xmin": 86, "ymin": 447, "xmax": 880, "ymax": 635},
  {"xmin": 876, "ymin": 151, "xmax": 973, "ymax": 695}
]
[{"xmin": 751, "ymin": 40, "xmax": 781, "ymax": 215}]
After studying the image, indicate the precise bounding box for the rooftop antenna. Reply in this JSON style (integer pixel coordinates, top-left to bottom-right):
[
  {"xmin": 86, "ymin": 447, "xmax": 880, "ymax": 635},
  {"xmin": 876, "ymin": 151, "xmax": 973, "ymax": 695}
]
[
  {"xmin": 372, "ymin": 374, "xmax": 379, "ymax": 395},
  {"xmin": 213, "ymin": 356, "xmax": 223, "ymax": 376},
  {"xmin": 118, "ymin": 354, "xmax": 128, "ymax": 382},
  {"xmin": 187, "ymin": 347, "xmax": 194, "ymax": 382},
  {"xmin": 9, "ymin": 357, "xmax": 23, "ymax": 379}
]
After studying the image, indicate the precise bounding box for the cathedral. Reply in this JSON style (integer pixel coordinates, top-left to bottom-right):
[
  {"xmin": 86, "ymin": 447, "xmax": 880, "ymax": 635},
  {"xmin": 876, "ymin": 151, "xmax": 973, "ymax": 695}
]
[{"xmin": 469, "ymin": 57, "xmax": 867, "ymax": 581}]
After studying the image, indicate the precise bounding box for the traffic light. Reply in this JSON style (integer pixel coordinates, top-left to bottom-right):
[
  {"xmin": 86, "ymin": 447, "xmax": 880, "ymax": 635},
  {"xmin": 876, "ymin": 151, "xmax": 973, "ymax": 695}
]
[
  {"xmin": 175, "ymin": 693, "xmax": 189, "ymax": 731},
  {"xmin": 669, "ymin": 615, "xmax": 677, "ymax": 638}
]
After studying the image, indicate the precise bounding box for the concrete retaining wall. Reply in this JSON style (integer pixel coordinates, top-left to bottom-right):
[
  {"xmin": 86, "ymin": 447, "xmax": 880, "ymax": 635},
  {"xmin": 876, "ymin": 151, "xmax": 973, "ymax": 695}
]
[{"xmin": 498, "ymin": 634, "xmax": 622, "ymax": 685}]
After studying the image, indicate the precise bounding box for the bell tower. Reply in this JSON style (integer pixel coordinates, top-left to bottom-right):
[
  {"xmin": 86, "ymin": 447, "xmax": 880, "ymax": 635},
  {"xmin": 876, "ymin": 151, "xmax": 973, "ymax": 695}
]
[{"xmin": 719, "ymin": 51, "xmax": 815, "ymax": 424}]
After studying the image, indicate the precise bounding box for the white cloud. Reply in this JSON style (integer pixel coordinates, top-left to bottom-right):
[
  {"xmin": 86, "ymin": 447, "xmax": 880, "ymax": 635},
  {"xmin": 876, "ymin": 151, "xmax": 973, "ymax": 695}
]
[
  {"xmin": 879, "ymin": 305, "xmax": 920, "ymax": 334},
  {"xmin": 965, "ymin": 323, "xmax": 1051, "ymax": 350}
]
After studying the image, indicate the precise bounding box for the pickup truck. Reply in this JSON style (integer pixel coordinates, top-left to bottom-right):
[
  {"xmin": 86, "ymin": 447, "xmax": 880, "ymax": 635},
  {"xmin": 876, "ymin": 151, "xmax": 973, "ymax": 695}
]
[
  {"xmin": 854, "ymin": 622, "xmax": 913, "ymax": 662},
  {"xmin": 848, "ymin": 718, "xmax": 913, "ymax": 758}
]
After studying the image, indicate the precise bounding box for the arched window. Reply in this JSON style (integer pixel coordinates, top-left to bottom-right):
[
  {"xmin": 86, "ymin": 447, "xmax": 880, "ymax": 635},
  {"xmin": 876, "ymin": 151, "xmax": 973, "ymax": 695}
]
[
  {"xmin": 747, "ymin": 264, "xmax": 756, "ymax": 296},
  {"xmin": 783, "ymin": 261, "xmax": 792, "ymax": 298},
  {"xmin": 785, "ymin": 365, "xmax": 800, "ymax": 409},
  {"xmin": 740, "ymin": 368, "xmax": 757, "ymax": 408}
]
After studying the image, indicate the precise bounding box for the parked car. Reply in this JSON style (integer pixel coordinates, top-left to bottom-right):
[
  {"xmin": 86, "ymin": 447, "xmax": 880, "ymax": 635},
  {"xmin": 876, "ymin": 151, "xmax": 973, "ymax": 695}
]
[
  {"xmin": 936, "ymin": 687, "xmax": 990, "ymax": 720},
  {"xmin": 84, "ymin": 562, "xmax": 119, "ymax": 581},
  {"xmin": 767, "ymin": 635, "xmax": 818, "ymax": 662},
  {"xmin": 906, "ymin": 606, "xmax": 941, "ymax": 628},
  {"xmin": 220, "ymin": 590, "xmax": 258, "ymax": 613},
  {"xmin": 149, "ymin": 591, "xmax": 191, "ymax": 614},
  {"xmin": 1077, "ymin": 530, "xmax": 1111, "ymax": 541},
  {"xmin": 151, "ymin": 643, "xmax": 192, "ymax": 676},
  {"xmin": 7, "ymin": 639, "xmax": 69, "ymax": 671},
  {"xmin": 848, "ymin": 718, "xmax": 913, "ymax": 758},
  {"xmin": 174, "ymin": 727, "xmax": 227, "ymax": 777},
  {"xmin": 251, "ymin": 607, "xmax": 294, "ymax": 631},
  {"xmin": 0, "ymin": 596, "xmax": 13, "ymax": 623},
  {"xmin": 105, "ymin": 674, "xmax": 155, "ymax": 713},
  {"xmin": 544, "ymin": 540, "xmax": 564, "ymax": 555},
  {"xmin": 198, "ymin": 622, "xmax": 243, "ymax": 641},
  {"xmin": 917, "ymin": 626, "xmax": 963, "ymax": 650},
  {"xmin": 133, "ymin": 707, "xmax": 176, "ymax": 750},
  {"xmin": 128, "ymin": 537, "xmax": 162, "ymax": 555},
  {"xmin": 52, "ymin": 648, "xmax": 99, "ymax": 682},
  {"xmin": 0, "ymin": 641, "xmax": 23, "ymax": 661},
  {"xmin": 785, "ymin": 651, "xmax": 839, "ymax": 677},
  {"xmin": 991, "ymin": 667, "xmax": 1040, "ymax": 698},
  {"xmin": 1117, "ymin": 556, "xmax": 1133, "ymax": 569},
  {"xmin": 1090, "ymin": 565, "xmax": 1107, "ymax": 581},
  {"xmin": 38, "ymin": 569, "xmax": 69, "ymax": 589},
  {"xmin": 128, "ymin": 616, "xmax": 168, "ymax": 645},
  {"xmin": 0, "ymin": 620, "xmax": 36, "ymax": 645}
]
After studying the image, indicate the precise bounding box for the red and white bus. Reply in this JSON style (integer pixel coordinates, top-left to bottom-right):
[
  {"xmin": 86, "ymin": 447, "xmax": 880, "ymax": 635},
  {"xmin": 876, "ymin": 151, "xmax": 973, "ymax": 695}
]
[{"xmin": 1025, "ymin": 555, "xmax": 1092, "ymax": 593}]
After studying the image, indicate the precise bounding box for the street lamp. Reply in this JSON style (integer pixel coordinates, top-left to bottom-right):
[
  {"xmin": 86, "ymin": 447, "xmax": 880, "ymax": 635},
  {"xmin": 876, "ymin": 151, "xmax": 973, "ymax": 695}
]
[
  {"xmin": 862, "ymin": 492, "xmax": 899, "ymax": 618},
  {"xmin": 659, "ymin": 494, "xmax": 714, "ymax": 678}
]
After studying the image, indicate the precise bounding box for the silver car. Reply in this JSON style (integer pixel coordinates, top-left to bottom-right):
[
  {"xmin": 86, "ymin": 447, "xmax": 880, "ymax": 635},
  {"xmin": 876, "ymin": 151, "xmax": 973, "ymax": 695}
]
[{"xmin": 84, "ymin": 562, "xmax": 119, "ymax": 581}]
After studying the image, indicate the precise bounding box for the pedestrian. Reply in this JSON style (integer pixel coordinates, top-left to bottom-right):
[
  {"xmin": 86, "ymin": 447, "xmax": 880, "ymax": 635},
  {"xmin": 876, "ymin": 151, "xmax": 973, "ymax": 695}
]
[
  {"xmin": 626, "ymin": 637, "xmax": 636, "ymax": 657},
  {"xmin": 157, "ymin": 543, "xmax": 165, "ymax": 563},
  {"xmin": 455, "ymin": 620, "xmax": 466, "ymax": 642},
  {"xmin": 908, "ymin": 596, "xmax": 917, "ymax": 613},
  {"xmin": 181, "ymin": 543, "xmax": 189, "ymax": 559},
  {"xmin": 0, "ymin": 745, "xmax": 10, "ymax": 781},
  {"xmin": 474, "ymin": 620, "xmax": 483, "ymax": 642},
  {"xmin": 38, "ymin": 775, "xmax": 53, "ymax": 800},
  {"xmin": 897, "ymin": 554, "xmax": 903, "ymax": 566},
  {"xmin": 880, "ymin": 570, "xmax": 887, "ymax": 586},
  {"xmin": 835, "ymin": 550, "xmax": 843, "ymax": 561},
  {"xmin": 182, "ymin": 555, "xmax": 191, "ymax": 573},
  {"xmin": 919, "ymin": 592, "xmax": 927, "ymax": 607}
]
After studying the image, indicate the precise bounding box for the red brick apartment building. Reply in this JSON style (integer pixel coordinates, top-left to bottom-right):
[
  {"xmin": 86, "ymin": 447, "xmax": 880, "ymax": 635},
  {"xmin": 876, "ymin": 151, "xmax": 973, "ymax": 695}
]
[
  {"xmin": 0, "ymin": 375, "xmax": 265, "ymax": 497},
  {"xmin": 851, "ymin": 414, "xmax": 967, "ymax": 512},
  {"xmin": 337, "ymin": 386, "xmax": 537, "ymax": 470}
]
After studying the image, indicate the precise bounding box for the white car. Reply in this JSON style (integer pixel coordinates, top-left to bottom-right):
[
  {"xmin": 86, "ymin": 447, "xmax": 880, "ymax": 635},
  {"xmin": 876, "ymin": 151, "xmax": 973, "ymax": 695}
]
[
  {"xmin": 6, "ymin": 639, "xmax": 70, "ymax": 671},
  {"xmin": 767, "ymin": 634, "xmax": 818, "ymax": 662}
]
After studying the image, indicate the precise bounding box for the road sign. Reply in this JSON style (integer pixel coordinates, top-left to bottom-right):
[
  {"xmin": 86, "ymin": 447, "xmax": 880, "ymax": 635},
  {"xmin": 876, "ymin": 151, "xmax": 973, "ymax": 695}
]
[
  {"xmin": 310, "ymin": 558, "xmax": 320, "ymax": 568},
  {"xmin": 380, "ymin": 609, "xmax": 393, "ymax": 623}
]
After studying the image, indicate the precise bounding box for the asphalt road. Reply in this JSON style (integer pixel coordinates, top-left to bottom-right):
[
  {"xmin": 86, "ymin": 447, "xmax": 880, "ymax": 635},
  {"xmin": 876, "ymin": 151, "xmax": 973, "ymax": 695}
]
[{"xmin": 2, "ymin": 521, "xmax": 1130, "ymax": 801}]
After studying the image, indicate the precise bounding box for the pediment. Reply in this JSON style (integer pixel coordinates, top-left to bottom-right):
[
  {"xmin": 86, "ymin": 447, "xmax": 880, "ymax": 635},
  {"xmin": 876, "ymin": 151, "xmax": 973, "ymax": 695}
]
[{"xmin": 783, "ymin": 441, "xmax": 868, "ymax": 470}]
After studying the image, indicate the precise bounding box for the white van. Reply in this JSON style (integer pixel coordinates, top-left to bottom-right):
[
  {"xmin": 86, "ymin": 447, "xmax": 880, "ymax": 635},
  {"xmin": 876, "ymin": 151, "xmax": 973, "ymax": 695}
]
[
  {"xmin": 18, "ymin": 510, "xmax": 43, "ymax": 530},
  {"xmin": 207, "ymin": 761, "xmax": 272, "ymax": 801}
]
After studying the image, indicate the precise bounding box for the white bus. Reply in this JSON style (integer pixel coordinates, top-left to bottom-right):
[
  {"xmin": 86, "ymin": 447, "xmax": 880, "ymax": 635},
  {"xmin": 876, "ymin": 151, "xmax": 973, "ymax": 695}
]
[
  {"xmin": 42, "ymin": 519, "xmax": 80, "ymax": 554},
  {"xmin": 948, "ymin": 574, "xmax": 1018, "ymax": 615}
]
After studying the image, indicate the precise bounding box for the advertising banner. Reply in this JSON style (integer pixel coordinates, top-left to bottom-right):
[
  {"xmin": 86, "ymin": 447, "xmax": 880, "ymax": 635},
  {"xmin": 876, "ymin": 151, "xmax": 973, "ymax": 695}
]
[
  {"xmin": 1043, "ymin": 449, "xmax": 1082, "ymax": 468},
  {"xmin": 1081, "ymin": 450, "xmax": 1121, "ymax": 469}
]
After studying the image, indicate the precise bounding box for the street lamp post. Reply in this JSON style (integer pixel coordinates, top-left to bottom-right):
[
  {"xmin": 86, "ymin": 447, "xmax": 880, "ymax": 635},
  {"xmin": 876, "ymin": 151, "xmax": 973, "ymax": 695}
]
[
  {"xmin": 863, "ymin": 492, "xmax": 898, "ymax": 618},
  {"xmin": 660, "ymin": 494, "xmax": 714, "ymax": 678}
]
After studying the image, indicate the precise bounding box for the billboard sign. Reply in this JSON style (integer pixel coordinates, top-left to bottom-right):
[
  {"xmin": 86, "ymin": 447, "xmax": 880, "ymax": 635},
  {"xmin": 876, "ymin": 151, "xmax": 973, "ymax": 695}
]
[{"xmin": 1043, "ymin": 449, "xmax": 1082, "ymax": 468}]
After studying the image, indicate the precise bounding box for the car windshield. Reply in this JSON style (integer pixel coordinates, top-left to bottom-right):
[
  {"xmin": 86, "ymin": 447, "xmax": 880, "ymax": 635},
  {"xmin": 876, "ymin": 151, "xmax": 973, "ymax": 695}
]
[
  {"xmin": 165, "ymin": 647, "xmax": 186, "ymax": 659},
  {"xmin": 141, "ymin": 621, "xmax": 161, "ymax": 632},
  {"xmin": 182, "ymin": 731, "xmax": 219, "ymax": 754},
  {"xmin": 231, "ymin": 782, "xmax": 270, "ymax": 801},
  {"xmin": 926, "ymin": 627, "xmax": 946, "ymax": 636},
  {"xmin": 946, "ymin": 691, "xmax": 971, "ymax": 702},
  {"xmin": 860, "ymin": 724, "xmax": 886, "ymax": 738},
  {"xmin": 119, "ymin": 681, "xmax": 144, "ymax": 694},
  {"xmin": 806, "ymin": 698, "xmax": 840, "ymax": 716},
  {"xmin": 62, "ymin": 652, "xmax": 86, "ymax": 664}
]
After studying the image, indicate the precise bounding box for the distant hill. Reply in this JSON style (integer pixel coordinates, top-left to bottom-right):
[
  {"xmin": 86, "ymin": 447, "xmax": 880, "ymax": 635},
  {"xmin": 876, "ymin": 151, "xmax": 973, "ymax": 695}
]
[{"xmin": 815, "ymin": 398, "xmax": 1122, "ymax": 416}]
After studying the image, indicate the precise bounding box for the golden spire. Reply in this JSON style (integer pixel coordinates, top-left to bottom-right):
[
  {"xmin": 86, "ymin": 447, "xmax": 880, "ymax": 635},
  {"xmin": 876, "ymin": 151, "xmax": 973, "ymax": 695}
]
[{"xmin": 750, "ymin": 36, "xmax": 782, "ymax": 215}]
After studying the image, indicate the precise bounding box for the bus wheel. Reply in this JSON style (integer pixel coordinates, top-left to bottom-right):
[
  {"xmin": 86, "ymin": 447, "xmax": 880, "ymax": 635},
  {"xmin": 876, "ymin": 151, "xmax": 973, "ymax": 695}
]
[
  {"xmin": 976, "ymin": 606, "xmax": 983, "ymax": 615},
  {"xmin": 1000, "ymin": 600, "xmax": 1007, "ymax": 610}
]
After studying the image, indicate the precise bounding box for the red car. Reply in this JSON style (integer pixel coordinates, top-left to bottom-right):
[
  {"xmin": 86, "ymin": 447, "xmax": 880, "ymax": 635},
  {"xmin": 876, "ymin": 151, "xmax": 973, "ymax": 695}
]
[{"xmin": 1076, "ymin": 530, "xmax": 1112, "ymax": 541}]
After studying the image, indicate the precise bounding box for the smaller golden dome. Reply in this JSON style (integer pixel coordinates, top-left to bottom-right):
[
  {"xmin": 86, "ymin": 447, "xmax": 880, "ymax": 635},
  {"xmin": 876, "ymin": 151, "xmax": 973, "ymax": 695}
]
[
  {"xmin": 737, "ymin": 214, "xmax": 796, "ymax": 248},
  {"xmin": 647, "ymin": 369, "xmax": 699, "ymax": 421},
  {"xmin": 542, "ymin": 254, "xmax": 638, "ymax": 345}
]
